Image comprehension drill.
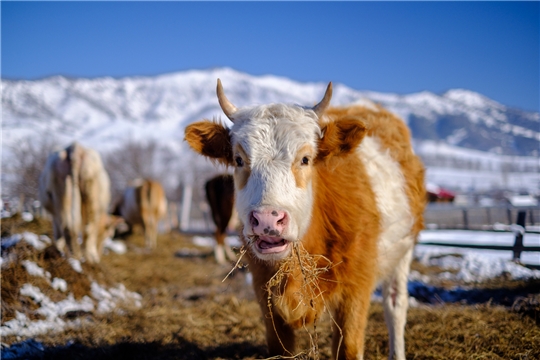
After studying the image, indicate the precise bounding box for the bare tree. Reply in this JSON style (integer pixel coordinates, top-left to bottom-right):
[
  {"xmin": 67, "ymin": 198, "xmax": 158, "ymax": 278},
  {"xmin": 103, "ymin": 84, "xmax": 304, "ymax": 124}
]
[
  {"xmin": 103, "ymin": 139, "xmax": 165, "ymax": 201},
  {"xmin": 2, "ymin": 135, "xmax": 58, "ymax": 210}
]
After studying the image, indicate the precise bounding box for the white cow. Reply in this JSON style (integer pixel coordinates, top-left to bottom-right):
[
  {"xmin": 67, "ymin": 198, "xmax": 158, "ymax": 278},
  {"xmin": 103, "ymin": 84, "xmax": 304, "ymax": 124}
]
[{"xmin": 39, "ymin": 142, "xmax": 113, "ymax": 263}]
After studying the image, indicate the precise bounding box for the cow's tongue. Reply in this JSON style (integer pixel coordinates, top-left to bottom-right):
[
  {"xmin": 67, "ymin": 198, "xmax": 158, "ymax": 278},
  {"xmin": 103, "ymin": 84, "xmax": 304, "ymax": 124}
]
[{"xmin": 257, "ymin": 236, "xmax": 286, "ymax": 249}]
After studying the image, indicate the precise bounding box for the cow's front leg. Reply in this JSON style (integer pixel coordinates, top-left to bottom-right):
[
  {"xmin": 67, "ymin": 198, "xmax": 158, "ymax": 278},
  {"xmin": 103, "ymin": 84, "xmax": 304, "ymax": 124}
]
[
  {"xmin": 83, "ymin": 222, "xmax": 100, "ymax": 263},
  {"xmin": 332, "ymin": 288, "xmax": 373, "ymax": 360},
  {"xmin": 262, "ymin": 301, "xmax": 296, "ymax": 357},
  {"xmin": 65, "ymin": 226, "xmax": 82, "ymax": 260},
  {"xmin": 214, "ymin": 231, "xmax": 235, "ymax": 264},
  {"xmin": 52, "ymin": 219, "xmax": 66, "ymax": 253},
  {"xmin": 251, "ymin": 273, "xmax": 296, "ymax": 356},
  {"xmin": 143, "ymin": 218, "xmax": 158, "ymax": 250}
]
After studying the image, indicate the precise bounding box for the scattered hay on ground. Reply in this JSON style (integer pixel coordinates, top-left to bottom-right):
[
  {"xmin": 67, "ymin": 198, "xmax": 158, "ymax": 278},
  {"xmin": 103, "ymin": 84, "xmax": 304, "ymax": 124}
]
[{"xmin": 1, "ymin": 216, "xmax": 539, "ymax": 359}]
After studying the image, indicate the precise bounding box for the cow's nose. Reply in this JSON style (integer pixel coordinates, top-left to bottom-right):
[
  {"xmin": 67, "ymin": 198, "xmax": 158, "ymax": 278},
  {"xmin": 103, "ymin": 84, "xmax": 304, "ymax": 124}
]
[{"xmin": 250, "ymin": 209, "xmax": 288, "ymax": 237}]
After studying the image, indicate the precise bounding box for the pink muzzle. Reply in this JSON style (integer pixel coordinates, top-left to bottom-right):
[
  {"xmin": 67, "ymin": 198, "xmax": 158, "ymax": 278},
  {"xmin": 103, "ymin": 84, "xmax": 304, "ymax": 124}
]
[{"xmin": 250, "ymin": 208, "xmax": 288, "ymax": 237}]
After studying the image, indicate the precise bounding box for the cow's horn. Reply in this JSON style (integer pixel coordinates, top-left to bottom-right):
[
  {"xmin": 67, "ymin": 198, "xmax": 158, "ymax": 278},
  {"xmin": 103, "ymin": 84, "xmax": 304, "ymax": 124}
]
[
  {"xmin": 216, "ymin": 79, "xmax": 238, "ymax": 122},
  {"xmin": 312, "ymin": 82, "xmax": 333, "ymax": 117}
]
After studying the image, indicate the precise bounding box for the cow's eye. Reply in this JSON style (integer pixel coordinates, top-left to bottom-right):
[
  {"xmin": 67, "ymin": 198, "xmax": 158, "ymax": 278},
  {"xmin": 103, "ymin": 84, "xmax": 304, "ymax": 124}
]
[
  {"xmin": 301, "ymin": 157, "xmax": 309, "ymax": 166},
  {"xmin": 235, "ymin": 156, "xmax": 244, "ymax": 167}
]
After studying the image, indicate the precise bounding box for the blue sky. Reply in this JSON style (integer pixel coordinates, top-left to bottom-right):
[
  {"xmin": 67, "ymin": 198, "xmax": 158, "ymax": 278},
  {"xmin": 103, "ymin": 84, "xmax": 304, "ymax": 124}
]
[{"xmin": 2, "ymin": 1, "xmax": 539, "ymax": 112}]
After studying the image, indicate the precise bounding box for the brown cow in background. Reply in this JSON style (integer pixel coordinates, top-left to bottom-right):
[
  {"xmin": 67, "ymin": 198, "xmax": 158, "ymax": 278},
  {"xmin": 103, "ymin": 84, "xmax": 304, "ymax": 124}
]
[
  {"xmin": 39, "ymin": 142, "xmax": 114, "ymax": 263},
  {"xmin": 205, "ymin": 174, "xmax": 237, "ymax": 264},
  {"xmin": 113, "ymin": 179, "xmax": 168, "ymax": 249}
]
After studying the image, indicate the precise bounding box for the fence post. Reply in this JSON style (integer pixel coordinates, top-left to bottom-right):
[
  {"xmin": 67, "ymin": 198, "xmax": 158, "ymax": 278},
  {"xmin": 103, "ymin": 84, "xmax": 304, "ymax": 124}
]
[
  {"xmin": 512, "ymin": 211, "xmax": 526, "ymax": 261},
  {"xmin": 168, "ymin": 202, "xmax": 179, "ymax": 231},
  {"xmin": 180, "ymin": 184, "xmax": 193, "ymax": 232},
  {"xmin": 462, "ymin": 208, "xmax": 469, "ymax": 230}
]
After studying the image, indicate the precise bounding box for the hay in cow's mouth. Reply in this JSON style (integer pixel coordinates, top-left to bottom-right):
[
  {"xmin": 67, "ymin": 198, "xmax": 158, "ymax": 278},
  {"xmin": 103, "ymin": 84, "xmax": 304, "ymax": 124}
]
[
  {"xmin": 265, "ymin": 242, "xmax": 336, "ymax": 307},
  {"xmin": 265, "ymin": 242, "xmax": 342, "ymax": 358},
  {"xmin": 221, "ymin": 235, "xmax": 290, "ymax": 283},
  {"xmin": 222, "ymin": 238, "xmax": 342, "ymax": 358}
]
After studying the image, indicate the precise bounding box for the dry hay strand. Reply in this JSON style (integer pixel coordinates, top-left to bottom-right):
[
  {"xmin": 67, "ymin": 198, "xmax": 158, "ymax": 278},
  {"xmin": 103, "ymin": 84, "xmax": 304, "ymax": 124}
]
[
  {"xmin": 224, "ymin": 238, "xmax": 341, "ymax": 359},
  {"xmin": 222, "ymin": 235, "xmax": 255, "ymax": 283}
]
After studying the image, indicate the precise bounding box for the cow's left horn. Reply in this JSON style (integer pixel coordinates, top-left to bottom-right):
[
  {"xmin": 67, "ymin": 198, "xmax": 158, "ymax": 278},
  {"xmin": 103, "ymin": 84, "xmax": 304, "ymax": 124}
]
[
  {"xmin": 216, "ymin": 79, "xmax": 238, "ymax": 122},
  {"xmin": 312, "ymin": 82, "xmax": 333, "ymax": 117}
]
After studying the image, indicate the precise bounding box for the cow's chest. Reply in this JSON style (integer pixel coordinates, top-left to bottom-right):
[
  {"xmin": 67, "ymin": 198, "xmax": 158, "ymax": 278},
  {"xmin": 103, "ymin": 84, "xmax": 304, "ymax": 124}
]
[{"xmin": 269, "ymin": 260, "xmax": 335, "ymax": 329}]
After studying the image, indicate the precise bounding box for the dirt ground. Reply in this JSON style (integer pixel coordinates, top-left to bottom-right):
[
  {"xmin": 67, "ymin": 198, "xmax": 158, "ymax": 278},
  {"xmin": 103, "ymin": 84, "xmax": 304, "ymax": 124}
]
[{"xmin": 1, "ymin": 215, "xmax": 539, "ymax": 359}]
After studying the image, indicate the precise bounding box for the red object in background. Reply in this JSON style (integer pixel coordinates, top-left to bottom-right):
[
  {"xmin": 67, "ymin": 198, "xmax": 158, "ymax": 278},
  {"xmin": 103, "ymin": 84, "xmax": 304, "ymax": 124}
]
[{"xmin": 426, "ymin": 183, "xmax": 455, "ymax": 202}]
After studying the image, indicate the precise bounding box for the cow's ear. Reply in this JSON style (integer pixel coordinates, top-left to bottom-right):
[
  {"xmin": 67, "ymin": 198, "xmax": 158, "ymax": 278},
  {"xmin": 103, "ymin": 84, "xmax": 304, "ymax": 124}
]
[
  {"xmin": 185, "ymin": 120, "xmax": 233, "ymax": 166},
  {"xmin": 316, "ymin": 117, "xmax": 367, "ymax": 161}
]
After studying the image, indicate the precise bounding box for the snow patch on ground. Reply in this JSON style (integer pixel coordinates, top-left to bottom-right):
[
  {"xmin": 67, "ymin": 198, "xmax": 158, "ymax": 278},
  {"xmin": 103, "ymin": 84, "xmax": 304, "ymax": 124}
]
[
  {"xmin": 22, "ymin": 260, "xmax": 51, "ymax": 280},
  {"xmin": 192, "ymin": 235, "xmax": 241, "ymax": 248},
  {"xmin": 68, "ymin": 258, "xmax": 83, "ymax": 273},
  {"xmin": 1, "ymin": 285, "xmax": 94, "ymax": 338},
  {"xmin": 0, "ymin": 232, "xmax": 143, "ymax": 340},
  {"xmin": 415, "ymin": 248, "xmax": 540, "ymax": 282},
  {"xmin": 1, "ymin": 232, "xmax": 51, "ymax": 251},
  {"xmin": 103, "ymin": 237, "xmax": 127, "ymax": 254}
]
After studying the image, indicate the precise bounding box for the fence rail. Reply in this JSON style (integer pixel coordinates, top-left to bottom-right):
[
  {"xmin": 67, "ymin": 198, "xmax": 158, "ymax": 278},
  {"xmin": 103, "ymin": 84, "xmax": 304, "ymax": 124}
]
[
  {"xmin": 8, "ymin": 194, "xmax": 540, "ymax": 264},
  {"xmin": 422, "ymin": 205, "xmax": 540, "ymax": 264},
  {"xmin": 424, "ymin": 204, "xmax": 540, "ymax": 231}
]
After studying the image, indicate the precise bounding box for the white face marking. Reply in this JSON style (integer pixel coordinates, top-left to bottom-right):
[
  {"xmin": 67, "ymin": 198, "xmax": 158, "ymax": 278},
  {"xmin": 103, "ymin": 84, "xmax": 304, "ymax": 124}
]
[{"xmin": 230, "ymin": 104, "xmax": 321, "ymax": 260}]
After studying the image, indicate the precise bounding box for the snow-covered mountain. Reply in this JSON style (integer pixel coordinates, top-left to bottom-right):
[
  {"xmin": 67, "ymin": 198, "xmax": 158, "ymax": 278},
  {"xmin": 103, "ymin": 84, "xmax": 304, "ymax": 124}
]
[{"xmin": 3, "ymin": 67, "xmax": 539, "ymax": 157}]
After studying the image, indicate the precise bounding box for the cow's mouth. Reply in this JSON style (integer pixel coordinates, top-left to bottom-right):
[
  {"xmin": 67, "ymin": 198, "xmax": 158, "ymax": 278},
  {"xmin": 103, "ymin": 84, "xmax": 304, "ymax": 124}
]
[{"xmin": 254, "ymin": 236, "xmax": 290, "ymax": 254}]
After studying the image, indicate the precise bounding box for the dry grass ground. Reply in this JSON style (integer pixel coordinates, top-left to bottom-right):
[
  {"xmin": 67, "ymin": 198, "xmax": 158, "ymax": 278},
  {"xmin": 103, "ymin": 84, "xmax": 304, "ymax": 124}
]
[{"xmin": 1, "ymin": 214, "xmax": 539, "ymax": 359}]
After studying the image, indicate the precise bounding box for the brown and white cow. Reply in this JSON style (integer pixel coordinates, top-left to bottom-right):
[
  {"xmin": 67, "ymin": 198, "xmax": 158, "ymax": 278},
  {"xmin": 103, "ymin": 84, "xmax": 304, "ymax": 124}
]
[
  {"xmin": 185, "ymin": 80, "xmax": 426, "ymax": 360},
  {"xmin": 39, "ymin": 142, "xmax": 113, "ymax": 264},
  {"xmin": 204, "ymin": 174, "xmax": 237, "ymax": 264},
  {"xmin": 112, "ymin": 179, "xmax": 168, "ymax": 249}
]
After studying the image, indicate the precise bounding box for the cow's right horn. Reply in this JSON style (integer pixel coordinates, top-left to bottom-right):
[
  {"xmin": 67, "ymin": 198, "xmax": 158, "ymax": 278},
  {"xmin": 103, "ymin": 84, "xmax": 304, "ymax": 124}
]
[{"xmin": 216, "ymin": 79, "xmax": 238, "ymax": 122}]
